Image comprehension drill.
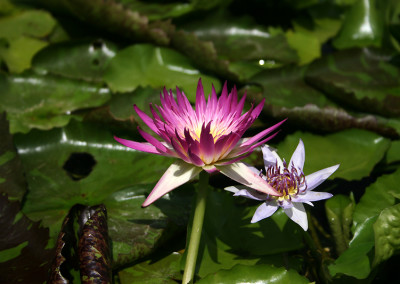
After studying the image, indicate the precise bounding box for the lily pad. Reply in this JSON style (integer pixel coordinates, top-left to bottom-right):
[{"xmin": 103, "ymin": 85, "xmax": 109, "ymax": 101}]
[
  {"xmin": 197, "ymin": 264, "xmax": 309, "ymax": 284},
  {"xmin": 32, "ymin": 39, "xmax": 119, "ymax": 82},
  {"xmin": 0, "ymin": 113, "xmax": 26, "ymax": 200},
  {"xmin": 352, "ymin": 168, "xmax": 400, "ymax": 228},
  {"xmin": 373, "ymin": 203, "xmax": 400, "ymax": 266},
  {"xmin": 1, "ymin": 71, "xmax": 111, "ymax": 133},
  {"xmin": 104, "ymin": 44, "xmax": 221, "ymax": 101},
  {"xmin": 0, "ymin": 10, "xmax": 57, "ymax": 73},
  {"xmin": 0, "ymin": 195, "xmax": 54, "ymax": 284},
  {"xmin": 306, "ymin": 48, "xmax": 400, "ymax": 118},
  {"xmin": 275, "ymin": 130, "xmax": 390, "ymax": 181}
]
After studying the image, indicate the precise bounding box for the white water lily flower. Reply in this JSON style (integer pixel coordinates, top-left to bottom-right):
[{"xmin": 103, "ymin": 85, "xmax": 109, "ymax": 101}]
[{"xmin": 225, "ymin": 139, "xmax": 339, "ymax": 230}]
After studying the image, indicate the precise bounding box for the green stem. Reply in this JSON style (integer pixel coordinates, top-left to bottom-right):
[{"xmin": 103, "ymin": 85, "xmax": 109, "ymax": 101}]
[{"xmin": 182, "ymin": 171, "xmax": 209, "ymax": 284}]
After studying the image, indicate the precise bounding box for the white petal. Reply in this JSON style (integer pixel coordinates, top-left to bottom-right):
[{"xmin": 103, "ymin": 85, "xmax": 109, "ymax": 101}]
[
  {"xmin": 233, "ymin": 189, "xmax": 266, "ymax": 201},
  {"xmin": 251, "ymin": 202, "xmax": 279, "ymax": 223},
  {"xmin": 262, "ymin": 145, "xmax": 283, "ymax": 171},
  {"xmin": 293, "ymin": 191, "xmax": 333, "ymax": 203},
  {"xmin": 284, "ymin": 202, "xmax": 308, "ymax": 231},
  {"xmin": 289, "ymin": 139, "xmax": 305, "ymax": 172},
  {"xmin": 217, "ymin": 162, "xmax": 281, "ymax": 196},
  {"xmin": 142, "ymin": 161, "xmax": 202, "ymax": 207},
  {"xmin": 305, "ymin": 164, "xmax": 340, "ymax": 191}
]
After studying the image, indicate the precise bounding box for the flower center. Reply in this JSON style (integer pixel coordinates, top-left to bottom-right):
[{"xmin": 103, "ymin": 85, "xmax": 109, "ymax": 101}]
[{"xmin": 264, "ymin": 161, "xmax": 306, "ymax": 202}]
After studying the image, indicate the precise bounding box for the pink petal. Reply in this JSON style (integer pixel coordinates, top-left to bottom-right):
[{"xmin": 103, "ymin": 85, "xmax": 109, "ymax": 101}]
[
  {"xmin": 142, "ymin": 161, "xmax": 202, "ymax": 207},
  {"xmin": 137, "ymin": 127, "xmax": 168, "ymax": 153},
  {"xmin": 195, "ymin": 79, "xmax": 206, "ymax": 117},
  {"xmin": 199, "ymin": 122, "xmax": 215, "ymax": 164},
  {"xmin": 240, "ymin": 119, "xmax": 286, "ymax": 148},
  {"xmin": 134, "ymin": 105, "xmax": 159, "ymax": 134},
  {"xmin": 216, "ymin": 162, "xmax": 281, "ymax": 196},
  {"xmin": 114, "ymin": 136, "xmax": 161, "ymax": 155}
]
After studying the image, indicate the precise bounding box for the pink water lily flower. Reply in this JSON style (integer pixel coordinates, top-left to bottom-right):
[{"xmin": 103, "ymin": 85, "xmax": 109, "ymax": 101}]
[
  {"xmin": 115, "ymin": 79, "xmax": 285, "ymax": 207},
  {"xmin": 226, "ymin": 139, "xmax": 339, "ymax": 230}
]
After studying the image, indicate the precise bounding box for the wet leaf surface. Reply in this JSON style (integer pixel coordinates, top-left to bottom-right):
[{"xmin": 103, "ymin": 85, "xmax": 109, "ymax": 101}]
[{"xmin": 0, "ymin": 195, "xmax": 54, "ymax": 284}]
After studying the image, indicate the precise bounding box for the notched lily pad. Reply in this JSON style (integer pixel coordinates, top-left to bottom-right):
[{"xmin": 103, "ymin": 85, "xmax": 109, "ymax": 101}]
[
  {"xmin": 32, "ymin": 39, "xmax": 119, "ymax": 82},
  {"xmin": 0, "ymin": 194, "xmax": 54, "ymax": 284},
  {"xmin": 0, "ymin": 112, "xmax": 26, "ymax": 200},
  {"xmin": 306, "ymin": 48, "xmax": 400, "ymax": 118},
  {"xmin": 1, "ymin": 71, "xmax": 111, "ymax": 133}
]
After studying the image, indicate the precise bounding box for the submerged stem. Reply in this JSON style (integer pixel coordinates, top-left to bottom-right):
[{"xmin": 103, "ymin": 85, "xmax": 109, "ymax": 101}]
[{"xmin": 182, "ymin": 171, "xmax": 209, "ymax": 284}]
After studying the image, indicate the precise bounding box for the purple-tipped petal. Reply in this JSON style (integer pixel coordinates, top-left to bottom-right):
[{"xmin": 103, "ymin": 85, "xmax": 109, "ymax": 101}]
[
  {"xmin": 261, "ymin": 145, "xmax": 282, "ymax": 169},
  {"xmin": 283, "ymin": 202, "xmax": 308, "ymax": 230},
  {"xmin": 216, "ymin": 162, "xmax": 281, "ymax": 196},
  {"xmin": 289, "ymin": 139, "xmax": 305, "ymax": 172},
  {"xmin": 292, "ymin": 191, "xmax": 333, "ymax": 203},
  {"xmin": 114, "ymin": 136, "xmax": 161, "ymax": 155},
  {"xmin": 188, "ymin": 149, "xmax": 205, "ymax": 167},
  {"xmin": 142, "ymin": 161, "xmax": 202, "ymax": 207},
  {"xmin": 133, "ymin": 105, "xmax": 159, "ymax": 134},
  {"xmin": 233, "ymin": 188, "xmax": 267, "ymax": 201},
  {"xmin": 251, "ymin": 202, "xmax": 279, "ymax": 223},
  {"xmin": 305, "ymin": 164, "xmax": 340, "ymax": 191},
  {"xmin": 195, "ymin": 79, "xmax": 206, "ymax": 117}
]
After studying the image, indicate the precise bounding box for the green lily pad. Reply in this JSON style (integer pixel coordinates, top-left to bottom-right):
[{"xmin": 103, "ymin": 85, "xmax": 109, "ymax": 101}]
[
  {"xmin": 0, "ymin": 10, "xmax": 57, "ymax": 73},
  {"xmin": 328, "ymin": 215, "xmax": 377, "ymax": 279},
  {"xmin": 197, "ymin": 264, "xmax": 309, "ymax": 284},
  {"xmin": 1, "ymin": 72, "xmax": 111, "ymax": 133},
  {"xmin": 386, "ymin": 140, "xmax": 400, "ymax": 164},
  {"xmin": 0, "ymin": 113, "xmax": 26, "ymax": 201},
  {"xmin": 181, "ymin": 11, "xmax": 298, "ymax": 64},
  {"xmin": 306, "ymin": 48, "xmax": 400, "ymax": 118},
  {"xmin": 333, "ymin": 0, "xmax": 384, "ymax": 49},
  {"xmin": 373, "ymin": 203, "xmax": 400, "ymax": 266},
  {"xmin": 325, "ymin": 194, "xmax": 355, "ymax": 255},
  {"xmin": 104, "ymin": 44, "xmax": 221, "ymax": 101},
  {"xmin": 275, "ymin": 130, "xmax": 390, "ymax": 181},
  {"xmin": 247, "ymin": 66, "xmax": 398, "ymax": 137},
  {"xmin": 352, "ymin": 168, "xmax": 400, "ymax": 228},
  {"xmin": 118, "ymin": 252, "xmax": 182, "ymax": 284},
  {"xmin": 0, "ymin": 195, "xmax": 54, "ymax": 284},
  {"xmin": 32, "ymin": 39, "xmax": 119, "ymax": 82}
]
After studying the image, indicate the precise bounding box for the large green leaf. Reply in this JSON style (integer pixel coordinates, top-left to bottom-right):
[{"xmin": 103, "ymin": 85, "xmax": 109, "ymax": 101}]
[
  {"xmin": 333, "ymin": 0, "xmax": 384, "ymax": 49},
  {"xmin": 352, "ymin": 168, "xmax": 400, "ymax": 228},
  {"xmin": 197, "ymin": 264, "xmax": 309, "ymax": 284},
  {"xmin": 325, "ymin": 194, "xmax": 355, "ymax": 255},
  {"xmin": 0, "ymin": 10, "xmax": 57, "ymax": 73},
  {"xmin": 248, "ymin": 66, "xmax": 398, "ymax": 137},
  {"xmin": 0, "ymin": 195, "xmax": 54, "ymax": 284},
  {"xmin": 306, "ymin": 48, "xmax": 400, "ymax": 118},
  {"xmin": 275, "ymin": 130, "xmax": 390, "ymax": 181},
  {"xmin": 104, "ymin": 44, "xmax": 221, "ymax": 101},
  {"xmin": 373, "ymin": 203, "xmax": 400, "ymax": 266},
  {"xmin": 0, "ymin": 113, "xmax": 26, "ymax": 200},
  {"xmin": 32, "ymin": 39, "xmax": 119, "ymax": 82},
  {"xmin": 328, "ymin": 215, "xmax": 377, "ymax": 279},
  {"xmin": 1, "ymin": 72, "xmax": 111, "ymax": 133}
]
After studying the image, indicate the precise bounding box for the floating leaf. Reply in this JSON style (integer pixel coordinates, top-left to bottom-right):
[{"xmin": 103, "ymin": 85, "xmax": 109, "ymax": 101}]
[
  {"xmin": 306, "ymin": 48, "xmax": 400, "ymax": 118},
  {"xmin": 387, "ymin": 140, "xmax": 400, "ymax": 164},
  {"xmin": 104, "ymin": 44, "xmax": 221, "ymax": 101},
  {"xmin": 353, "ymin": 168, "xmax": 400, "ymax": 228},
  {"xmin": 328, "ymin": 215, "xmax": 377, "ymax": 279},
  {"xmin": 0, "ymin": 113, "xmax": 26, "ymax": 200},
  {"xmin": 32, "ymin": 39, "xmax": 119, "ymax": 82},
  {"xmin": 275, "ymin": 130, "xmax": 390, "ymax": 181},
  {"xmin": 333, "ymin": 0, "xmax": 384, "ymax": 49},
  {"xmin": 1, "ymin": 71, "xmax": 111, "ymax": 133},
  {"xmin": 0, "ymin": 10, "xmax": 57, "ymax": 73},
  {"xmin": 0, "ymin": 195, "xmax": 54, "ymax": 284},
  {"xmin": 197, "ymin": 264, "xmax": 309, "ymax": 284},
  {"xmin": 118, "ymin": 252, "xmax": 182, "ymax": 284},
  {"xmin": 325, "ymin": 194, "xmax": 355, "ymax": 255},
  {"xmin": 373, "ymin": 203, "xmax": 400, "ymax": 266}
]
